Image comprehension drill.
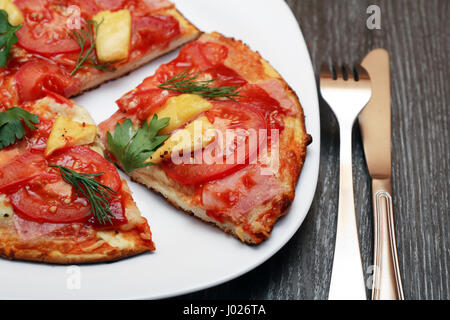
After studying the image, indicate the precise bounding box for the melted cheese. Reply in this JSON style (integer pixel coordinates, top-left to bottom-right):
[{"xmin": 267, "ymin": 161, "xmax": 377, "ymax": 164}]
[{"xmin": 96, "ymin": 231, "xmax": 135, "ymax": 250}]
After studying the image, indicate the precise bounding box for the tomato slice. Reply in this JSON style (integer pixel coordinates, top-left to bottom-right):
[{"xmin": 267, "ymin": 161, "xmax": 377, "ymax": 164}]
[
  {"xmin": 15, "ymin": 60, "xmax": 80, "ymax": 103},
  {"xmin": 9, "ymin": 146, "xmax": 125, "ymax": 225},
  {"xmin": 239, "ymin": 84, "xmax": 285, "ymax": 131},
  {"xmin": 48, "ymin": 146, "xmax": 122, "ymax": 193},
  {"xmin": 14, "ymin": 0, "xmax": 48, "ymax": 14},
  {"xmin": 148, "ymin": 41, "xmax": 230, "ymax": 86},
  {"xmin": 205, "ymin": 64, "xmax": 247, "ymax": 88},
  {"xmin": 161, "ymin": 42, "xmax": 216, "ymax": 73},
  {"xmin": 161, "ymin": 102, "xmax": 267, "ymax": 185},
  {"xmin": 95, "ymin": 0, "xmax": 127, "ymax": 11},
  {"xmin": 198, "ymin": 42, "xmax": 228, "ymax": 66},
  {"xmin": 0, "ymin": 152, "xmax": 46, "ymax": 193},
  {"xmin": 131, "ymin": 15, "xmax": 181, "ymax": 51},
  {"xmin": 15, "ymin": 0, "xmax": 85, "ymax": 55},
  {"xmin": 116, "ymin": 88, "xmax": 177, "ymax": 119}
]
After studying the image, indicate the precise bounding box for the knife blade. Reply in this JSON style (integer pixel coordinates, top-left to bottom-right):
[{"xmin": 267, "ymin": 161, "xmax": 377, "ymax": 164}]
[{"xmin": 359, "ymin": 49, "xmax": 404, "ymax": 300}]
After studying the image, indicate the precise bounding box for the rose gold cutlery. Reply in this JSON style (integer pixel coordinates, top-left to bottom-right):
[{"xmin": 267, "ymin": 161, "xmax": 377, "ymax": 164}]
[
  {"xmin": 320, "ymin": 64, "xmax": 372, "ymax": 300},
  {"xmin": 359, "ymin": 49, "xmax": 404, "ymax": 300}
]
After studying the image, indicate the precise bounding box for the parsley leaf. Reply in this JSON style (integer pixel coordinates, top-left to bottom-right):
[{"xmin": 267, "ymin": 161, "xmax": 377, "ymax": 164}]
[
  {"xmin": 0, "ymin": 107, "xmax": 40, "ymax": 149},
  {"xmin": 106, "ymin": 115, "xmax": 170, "ymax": 173},
  {"xmin": 0, "ymin": 10, "xmax": 21, "ymax": 68}
]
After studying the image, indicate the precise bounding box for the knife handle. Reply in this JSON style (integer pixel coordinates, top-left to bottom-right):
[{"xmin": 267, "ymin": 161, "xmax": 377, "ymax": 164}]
[{"xmin": 371, "ymin": 179, "xmax": 404, "ymax": 300}]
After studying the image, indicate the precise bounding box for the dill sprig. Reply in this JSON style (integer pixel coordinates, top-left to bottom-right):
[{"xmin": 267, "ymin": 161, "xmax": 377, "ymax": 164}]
[
  {"xmin": 157, "ymin": 69, "xmax": 244, "ymax": 101},
  {"xmin": 70, "ymin": 19, "xmax": 115, "ymax": 76},
  {"xmin": 49, "ymin": 165, "xmax": 118, "ymax": 225}
]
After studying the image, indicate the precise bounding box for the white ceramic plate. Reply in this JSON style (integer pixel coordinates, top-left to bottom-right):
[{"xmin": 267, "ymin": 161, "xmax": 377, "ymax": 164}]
[{"xmin": 0, "ymin": 0, "xmax": 320, "ymax": 299}]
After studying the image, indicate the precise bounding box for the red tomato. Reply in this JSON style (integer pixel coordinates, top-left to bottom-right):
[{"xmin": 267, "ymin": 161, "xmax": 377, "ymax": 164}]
[
  {"xmin": 26, "ymin": 119, "xmax": 55, "ymax": 152},
  {"xmin": 15, "ymin": 60, "xmax": 80, "ymax": 103},
  {"xmin": 14, "ymin": 0, "xmax": 47, "ymax": 13},
  {"xmin": 239, "ymin": 84, "xmax": 285, "ymax": 131},
  {"xmin": 0, "ymin": 152, "xmax": 46, "ymax": 192},
  {"xmin": 199, "ymin": 42, "xmax": 228, "ymax": 66},
  {"xmin": 10, "ymin": 146, "xmax": 125, "ymax": 225},
  {"xmin": 152, "ymin": 42, "xmax": 230, "ymax": 85},
  {"xmin": 95, "ymin": 0, "xmax": 126, "ymax": 11},
  {"xmin": 168, "ymin": 42, "xmax": 212, "ymax": 71},
  {"xmin": 205, "ymin": 64, "xmax": 247, "ymax": 87},
  {"xmin": 131, "ymin": 15, "xmax": 181, "ymax": 51},
  {"xmin": 86, "ymin": 198, "xmax": 126, "ymax": 226},
  {"xmin": 41, "ymin": 88, "xmax": 75, "ymax": 107},
  {"xmin": 48, "ymin": 146, "xmax": 122, "ymax": 193},
  {"xmin": 15, "ymin": 0, "xmax": 83, "ymax": 55},
  {"xmin": 161, "ymin": 102, "xmax": 267, "ymax": 185},
  {"xmin": 116, "ymin": 88, "xmax": 177, "ymax": 119}
]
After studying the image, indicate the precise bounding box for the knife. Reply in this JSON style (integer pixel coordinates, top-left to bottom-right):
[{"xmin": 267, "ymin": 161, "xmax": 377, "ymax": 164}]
[{"xmin": 359, "ymin": 49, "xmax": 404, "ymax": 300}]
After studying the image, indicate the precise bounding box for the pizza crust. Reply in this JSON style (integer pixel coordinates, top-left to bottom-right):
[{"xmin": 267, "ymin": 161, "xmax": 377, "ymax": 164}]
[
  {"xmin": 109, "ymin": 32, "xmax": 311, "ymax": 244},
  {"xmin": 0, "ymin": 97, "xmax": 155, "ymax": 264}
]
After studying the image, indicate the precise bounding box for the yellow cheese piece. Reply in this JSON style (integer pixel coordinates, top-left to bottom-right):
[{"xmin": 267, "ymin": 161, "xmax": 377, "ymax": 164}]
[
  {"xmin": 45, "ymin": 116, "xmax": 97, "ymax": 157},
  {"xmin": 0, "ymin": 0, "xmax": 24, "ymax": 26},
  {"xmin": 152, "ymin": 94, "xmax": 214, "ymax": 134},
  {"xmin": 148, "ymin": 116, "xmax": 215, "ymax": 164},
  {"xmin": 93, "ymin": 9, "xmax": 131, "ymax": 62}
]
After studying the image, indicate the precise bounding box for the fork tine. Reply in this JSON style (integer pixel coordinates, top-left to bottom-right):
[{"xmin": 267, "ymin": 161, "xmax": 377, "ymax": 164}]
[
  {"xmin": 342, "ymin": 64, "xmax": 353, "ymax": 80},
  {"xmin": 333, "ymin": 64, "xmax": 342, "ymax": 80}
]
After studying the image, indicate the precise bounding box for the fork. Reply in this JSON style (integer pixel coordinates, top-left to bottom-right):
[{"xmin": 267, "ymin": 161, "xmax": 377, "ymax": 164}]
[{"xmin": 320, "ymin": 64, "xmax": 372, "ymax": 300}]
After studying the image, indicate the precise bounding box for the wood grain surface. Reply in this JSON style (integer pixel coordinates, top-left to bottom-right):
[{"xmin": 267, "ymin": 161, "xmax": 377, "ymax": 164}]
[{"xmin": 179, "ymin": 0, "xmax": 449, "ymax": 300}]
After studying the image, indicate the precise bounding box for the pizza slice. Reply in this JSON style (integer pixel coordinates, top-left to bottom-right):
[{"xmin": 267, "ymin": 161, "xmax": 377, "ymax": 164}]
[
  {"xmin": 0, "ymin": 92, "xmax": 156, "ymax": 263},
  {"xmin": 0, "ymin": 0, "xmax": 200, "ymax": 108},
  {"xmin": 99, "ymin": 32, "xmax": 312, "ymax": 244}
]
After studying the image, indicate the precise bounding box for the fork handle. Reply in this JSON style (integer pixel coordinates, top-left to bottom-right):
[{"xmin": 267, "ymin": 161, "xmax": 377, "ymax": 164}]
[
  {"xmin": 328, "ymin": 127, "xmax": 366, "ymax": 300},
  {"xmin": 371, "ymin": 179, "xmax": 404, "ymax": 300}
]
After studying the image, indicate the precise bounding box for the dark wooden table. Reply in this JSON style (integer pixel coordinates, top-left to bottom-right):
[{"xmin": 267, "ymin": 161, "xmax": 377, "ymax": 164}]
[{"xmin": 180, "ymin": 0, "xmax": 449, "ymax": 300}]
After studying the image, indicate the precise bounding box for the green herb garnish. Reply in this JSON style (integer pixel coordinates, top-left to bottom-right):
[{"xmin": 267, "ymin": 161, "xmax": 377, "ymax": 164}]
[
  {"xmin": 157, "ymin": 69, "xmax": 244, "ymax": 101},
  {"xmin": 0, "ymin": 107, "xmax": 39, "ymax": 149},
  {"xmin": 0, "ymin": 10, "xmax": 21, "ymax": 67},
  {"xmin": 107, "ymin": 115, "xmax": 170, "ymax": 173},
  {"xmin": 49, "ymin": 165, "xmax": 117, "ymax": 225},
  {"xmin": 70, "ymin": 19, "xmax": 115, "ymax": 76}
]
